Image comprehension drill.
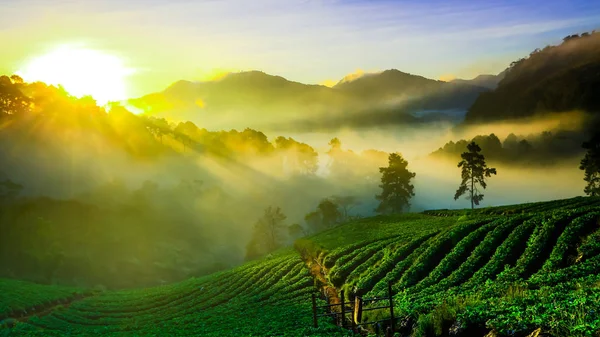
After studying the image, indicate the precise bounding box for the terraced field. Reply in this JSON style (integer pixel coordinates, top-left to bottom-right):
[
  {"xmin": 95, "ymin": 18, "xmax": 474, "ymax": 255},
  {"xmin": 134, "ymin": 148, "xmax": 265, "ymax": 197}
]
[
  {"xmin": 3, "ymin": 196, "xmax": 600, "ymax": 336},
  {"xmin": 0, "ymin": 252, "xmax": 347, "ymax": 336}
]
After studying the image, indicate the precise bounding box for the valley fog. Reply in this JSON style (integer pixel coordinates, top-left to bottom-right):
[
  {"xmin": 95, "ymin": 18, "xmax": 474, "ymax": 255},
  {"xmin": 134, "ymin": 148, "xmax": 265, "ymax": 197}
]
[{"xmin": 0, "ymin": 84, "xmax": 590, "ymax": 289}]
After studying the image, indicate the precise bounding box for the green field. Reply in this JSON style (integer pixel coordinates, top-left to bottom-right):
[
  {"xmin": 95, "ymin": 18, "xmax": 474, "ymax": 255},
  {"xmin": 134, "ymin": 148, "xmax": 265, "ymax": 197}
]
[{"xmin": 3, "ymin": 196, "xmax": 600, "ymax": 336}]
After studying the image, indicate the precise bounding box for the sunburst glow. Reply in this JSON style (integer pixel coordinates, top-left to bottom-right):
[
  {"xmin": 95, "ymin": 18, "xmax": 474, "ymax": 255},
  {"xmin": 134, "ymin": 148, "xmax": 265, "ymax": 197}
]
[{"xmin": 17, "ymin": 45, "xmax": 135, "ymax": 105}]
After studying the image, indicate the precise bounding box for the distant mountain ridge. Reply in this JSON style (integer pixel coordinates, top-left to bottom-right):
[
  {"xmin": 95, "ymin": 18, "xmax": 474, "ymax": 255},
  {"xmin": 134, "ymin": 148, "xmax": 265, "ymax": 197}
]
[
  {"xmin": 464, "ymin": 31, "xmax": 600, "ymax": 124},
  {"xmin": 127, "ymin": 69, "xmax": 489, "ymax": 131},
  {"xmin": 450, "ymin": 71, "xmax": 506, "ymax": 89}
]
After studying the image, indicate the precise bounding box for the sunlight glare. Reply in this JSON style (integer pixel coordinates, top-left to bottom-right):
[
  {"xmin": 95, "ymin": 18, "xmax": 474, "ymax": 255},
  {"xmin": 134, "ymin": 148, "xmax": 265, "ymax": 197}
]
[{"xmin": 17, "ymin": 45, "xmax": 135, "ymax": 105}]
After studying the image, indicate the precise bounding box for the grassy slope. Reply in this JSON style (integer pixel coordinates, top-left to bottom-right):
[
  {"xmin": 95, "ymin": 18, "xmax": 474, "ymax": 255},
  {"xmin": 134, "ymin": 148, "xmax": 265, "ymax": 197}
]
[{"xmin": 2, "ymin": 196, "xmax": 600, "ymax": 336}]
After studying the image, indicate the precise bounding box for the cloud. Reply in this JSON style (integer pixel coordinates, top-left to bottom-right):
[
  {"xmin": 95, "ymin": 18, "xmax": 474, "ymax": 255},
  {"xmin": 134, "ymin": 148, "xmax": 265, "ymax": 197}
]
[{"xmin": 2, "ymin": 0, "xmax": 600, "ymax": 96}]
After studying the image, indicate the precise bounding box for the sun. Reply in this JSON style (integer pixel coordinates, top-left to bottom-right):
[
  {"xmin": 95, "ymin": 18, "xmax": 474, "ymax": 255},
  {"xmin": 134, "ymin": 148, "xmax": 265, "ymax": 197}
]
[{"xmin": 17, "ymin": 45, "xmax": 135, "ymax": 105}]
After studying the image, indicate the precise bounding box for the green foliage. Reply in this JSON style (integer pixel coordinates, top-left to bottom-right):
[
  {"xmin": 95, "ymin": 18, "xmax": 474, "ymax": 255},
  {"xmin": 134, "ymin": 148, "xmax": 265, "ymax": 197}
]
[
  {"xmin": 246, "ymin": 206, "xmax": 288, "ymax": 260},
  {"xmin": 2, "ymin": 255, "xmax": 349, "ymax": 336},
  {"xmin": 454, "ymin": 141, "xmax": 497, "ymax": 209},
  {"xmin": 0, "ymin": 279, "xmax": 88, "ymax": 319},
  {"xmin": 375, "ymin": 153, "xmax": 416, "ymax": 214},
  {"xmin": 580, "ymin": 133, "xmax": 600, "ymax": 196},
  {"xmin": 4, "ymin": 197, "xmax": 600, "ymax": 336},
  {"xmin": 313, "ymin": 197, "xmax": 600, "ymax": 336},
  {"xmin": 293, "ymin": 239, "xmax": 325, "ymax": 262}
]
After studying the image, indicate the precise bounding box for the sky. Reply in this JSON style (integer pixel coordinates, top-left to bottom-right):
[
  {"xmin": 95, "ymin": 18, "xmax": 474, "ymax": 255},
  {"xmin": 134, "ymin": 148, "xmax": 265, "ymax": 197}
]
[{"xmin": 1, "ymin": 0, "xmax": 600, "ymax": 98}]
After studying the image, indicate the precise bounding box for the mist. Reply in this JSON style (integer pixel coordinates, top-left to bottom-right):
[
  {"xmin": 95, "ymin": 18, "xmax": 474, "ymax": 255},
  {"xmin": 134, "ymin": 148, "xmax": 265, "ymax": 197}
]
[{"xmin": 0, "ymin": 78, "xmax": 592, "ymax": 291}]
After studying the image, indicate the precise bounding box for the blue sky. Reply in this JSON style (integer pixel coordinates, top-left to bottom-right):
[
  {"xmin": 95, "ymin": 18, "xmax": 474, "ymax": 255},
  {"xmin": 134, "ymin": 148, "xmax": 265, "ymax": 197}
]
[{"xmin": 1, "ymin": 0, "xmax": 599, "ymax": 96}]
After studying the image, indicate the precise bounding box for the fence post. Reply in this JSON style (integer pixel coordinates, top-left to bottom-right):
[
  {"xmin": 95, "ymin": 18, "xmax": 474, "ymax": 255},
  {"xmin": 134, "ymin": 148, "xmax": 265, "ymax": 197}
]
[
  {"xmin": 340, "ymin": 290, "xmax": 346, "ymax": 328},
  {"xmin": 353, "ymin": 297, "xmax": 363, "ymax": 324},
  {"xmin": 388, "ymin": 282, "xmax": 395, "ymax": 333},
  {"xmin": 311, "ymin": 293, "xmax": 318, "ymax": 328}
]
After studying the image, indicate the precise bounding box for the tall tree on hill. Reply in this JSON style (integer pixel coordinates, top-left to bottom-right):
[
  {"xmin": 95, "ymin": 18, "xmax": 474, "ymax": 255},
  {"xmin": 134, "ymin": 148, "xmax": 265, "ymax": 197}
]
[
  {"xmin": 579, "ymin": 134, "xmax": 600, "ymax": 196},
  {"xmin": 454, "ymin": 142, "xmax": 497, "ymax": 209},
  {"xmin": 375, "ymin": 153, "xmax": 416, "ymax": 214}
]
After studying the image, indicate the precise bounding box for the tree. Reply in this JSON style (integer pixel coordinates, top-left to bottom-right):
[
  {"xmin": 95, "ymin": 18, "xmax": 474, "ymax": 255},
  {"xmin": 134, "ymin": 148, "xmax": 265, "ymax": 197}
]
[
  {"xmin": 375, "ymin": 153, "xmax": 416, "ymax": 214},
  {"xmin": 0, "ymin": 75, "xmax": 31, "ymax": 117},
  {"xmin": 454, "ymin": 142, "xmax": 497, "ymax": 209},
  {"xmin": 579, "ymin": 134, "xmax": 600, "ymax": 196},
  {"xmin": 275, "ymin": 136, "xmax": 318, "ymax": 175},
  {"xmin": 304, "ymin": 211, "xmax": 322, "ymax": 233},
  {"xmin": 330, "ymin": 195, "xmax": 360, "ymax": 222},
  {"xmin": 287, "ymin": 223, "xmax": 306, "ymax": 240},
  {"xmin": 317, "ymin": 199, "xmax": 341, "ymax": 228},
  {"xmin": 246, "ymin": 206, "xmax": 287, "ymax": 259}
]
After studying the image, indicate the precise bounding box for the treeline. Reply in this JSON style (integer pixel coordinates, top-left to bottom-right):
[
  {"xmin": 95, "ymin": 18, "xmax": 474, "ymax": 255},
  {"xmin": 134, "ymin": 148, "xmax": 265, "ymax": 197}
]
[
  {"xmin": 430, "ymin": 130, "xmax": 586, "ymax": 165},
  {"xmin": 246, "ymin": 152, "xmax": 418, "ymax": 260},
  {"xmin": 465, "ymin": 30, "xmax": 600, "ymax": 123}
]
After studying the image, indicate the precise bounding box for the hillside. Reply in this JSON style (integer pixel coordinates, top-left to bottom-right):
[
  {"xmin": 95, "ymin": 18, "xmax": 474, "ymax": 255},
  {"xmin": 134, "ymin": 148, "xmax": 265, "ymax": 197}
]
[
  {"xmin": 4, "ymin": 196, "xmax": 600, "ymax": 336},
  {"xmin": 127, "ymin": 70, "xmax": 487, "ymax": 131},
  {"xmin": 465, "ymin": 31, "xmax": 600, "ymax": 124}
]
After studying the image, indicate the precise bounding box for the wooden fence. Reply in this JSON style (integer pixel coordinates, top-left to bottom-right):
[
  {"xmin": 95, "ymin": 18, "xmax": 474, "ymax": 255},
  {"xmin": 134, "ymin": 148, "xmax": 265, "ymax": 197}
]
[{"xmin": 311, "ymin": 282, "xmax": 396, "ymax": 335}]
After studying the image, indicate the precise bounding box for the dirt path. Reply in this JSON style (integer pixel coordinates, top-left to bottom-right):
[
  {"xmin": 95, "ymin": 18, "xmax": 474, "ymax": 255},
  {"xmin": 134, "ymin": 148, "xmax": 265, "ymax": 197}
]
[{"xmin": 309, "ymin": 261, "xmax": 341, "ymax": 307}]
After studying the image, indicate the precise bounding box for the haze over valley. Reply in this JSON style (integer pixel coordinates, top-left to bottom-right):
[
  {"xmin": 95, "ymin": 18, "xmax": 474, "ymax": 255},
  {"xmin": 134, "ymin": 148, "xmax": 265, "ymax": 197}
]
[{"xmin": 2, "ymin": 2, "xmax": 600, "ymax": 336}]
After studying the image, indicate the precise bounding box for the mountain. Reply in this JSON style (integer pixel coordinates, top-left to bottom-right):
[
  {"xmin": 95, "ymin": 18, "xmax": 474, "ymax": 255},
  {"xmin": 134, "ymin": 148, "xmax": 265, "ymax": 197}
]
[
  {"xmin": 127, "ymin": 69, "xmax": 488, "ymax": 131},
  {"xmin": 333, "ymin": 69, "xmax": 488, "ymax": 111},
  {"xmin": 450, "ymin": 71, "xmax": 506, "ymax": 89},
  {"xmin": 464, "ymin": 31, "xmax": 600, "ymax": 124}
]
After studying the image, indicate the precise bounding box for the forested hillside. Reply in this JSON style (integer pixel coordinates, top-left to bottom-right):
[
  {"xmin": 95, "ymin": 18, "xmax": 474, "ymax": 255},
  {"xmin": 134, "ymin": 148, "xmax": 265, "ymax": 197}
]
[{"xmin": 465, "ymin": 31, "xmax": 600, "ymax": 124}]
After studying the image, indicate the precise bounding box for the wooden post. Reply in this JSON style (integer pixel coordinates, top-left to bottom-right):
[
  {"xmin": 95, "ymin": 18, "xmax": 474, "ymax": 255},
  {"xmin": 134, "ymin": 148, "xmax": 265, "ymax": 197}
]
[
  {"xmin": 388, "ymin": 282, "xmax": 395, "ymax": 333},
  {"xmin": 340, "ymin": 290, "xmax": 346, "ymax": 328},
  {"xmin": 353, "ymin": 297, "xmax": 363, "ymax": 323},
  {"xmin": 311, "ymin": 293, "xmax": 318, "ymax": 328}
]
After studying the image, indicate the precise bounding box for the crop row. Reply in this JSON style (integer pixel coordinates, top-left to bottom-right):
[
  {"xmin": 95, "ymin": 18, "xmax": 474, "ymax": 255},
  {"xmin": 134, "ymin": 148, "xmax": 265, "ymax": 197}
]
[
  {"xmin": 0, "ymin": 279, "xmax": 88, "ymax": 319},
  {"xmin": 327, "ymin": 235, "xmax": 407, "ymax": 287},
  {"xmin": 414, "ymin": 215, "xmax": 529, "ymax": 297},
  {"xmin": 496, "ymin": 208, "xmax": 596, "ymax": 283},
  {"xmin": 392, "ymin": 218, "xmax": 492, "ymax": 291},
  {"xmin": 349, "ymin": 231, "xmax": 439, "ymax": 298}
]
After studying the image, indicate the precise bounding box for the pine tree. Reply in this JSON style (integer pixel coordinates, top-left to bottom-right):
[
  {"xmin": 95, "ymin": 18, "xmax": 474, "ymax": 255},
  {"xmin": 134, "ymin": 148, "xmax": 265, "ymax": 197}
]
[
  {"xmin": 375, "ymin": 153, "xmax": 416, "ymax": 214},
  {"xmin": 454, "ymin": 142, "xmax": 497, "ymax": 209},
  {"xmin": 579, "ymin": 134, "xmax": 600, "ymax": 196}
]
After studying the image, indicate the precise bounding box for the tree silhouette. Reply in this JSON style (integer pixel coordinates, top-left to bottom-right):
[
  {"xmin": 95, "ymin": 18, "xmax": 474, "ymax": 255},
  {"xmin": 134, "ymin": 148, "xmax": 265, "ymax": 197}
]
[
  {"xmin": 287, "ymin": 223, "xmax": 306, "ymax": 240},
  {"xmin": 579, "ymin": 134, "xmax": 600, "ymax": 196},
  {"xmin": 375, "ymin": 153, "xmax": 416, "ymax": 214},
  {"xmin": 330, "ymin": 195, "xmax": 360, "ymax": 222},
  {"xmin": 304, "ymin": 211, "xmax": 322, "ymax": 233},
  {"xmin": 0, "ymin": 75, "xmax": 31, "ymax": 117},
  {"xmin": 247, "ymin": 206, "xmax": 287, "ymax": 258},
  {"xmin": 454, "ymin": 142, "xmax": 497, "ymax": 209},
  {"xmin": 317, "ymin": 198, "xmax": 341, "ymax": 228}
]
